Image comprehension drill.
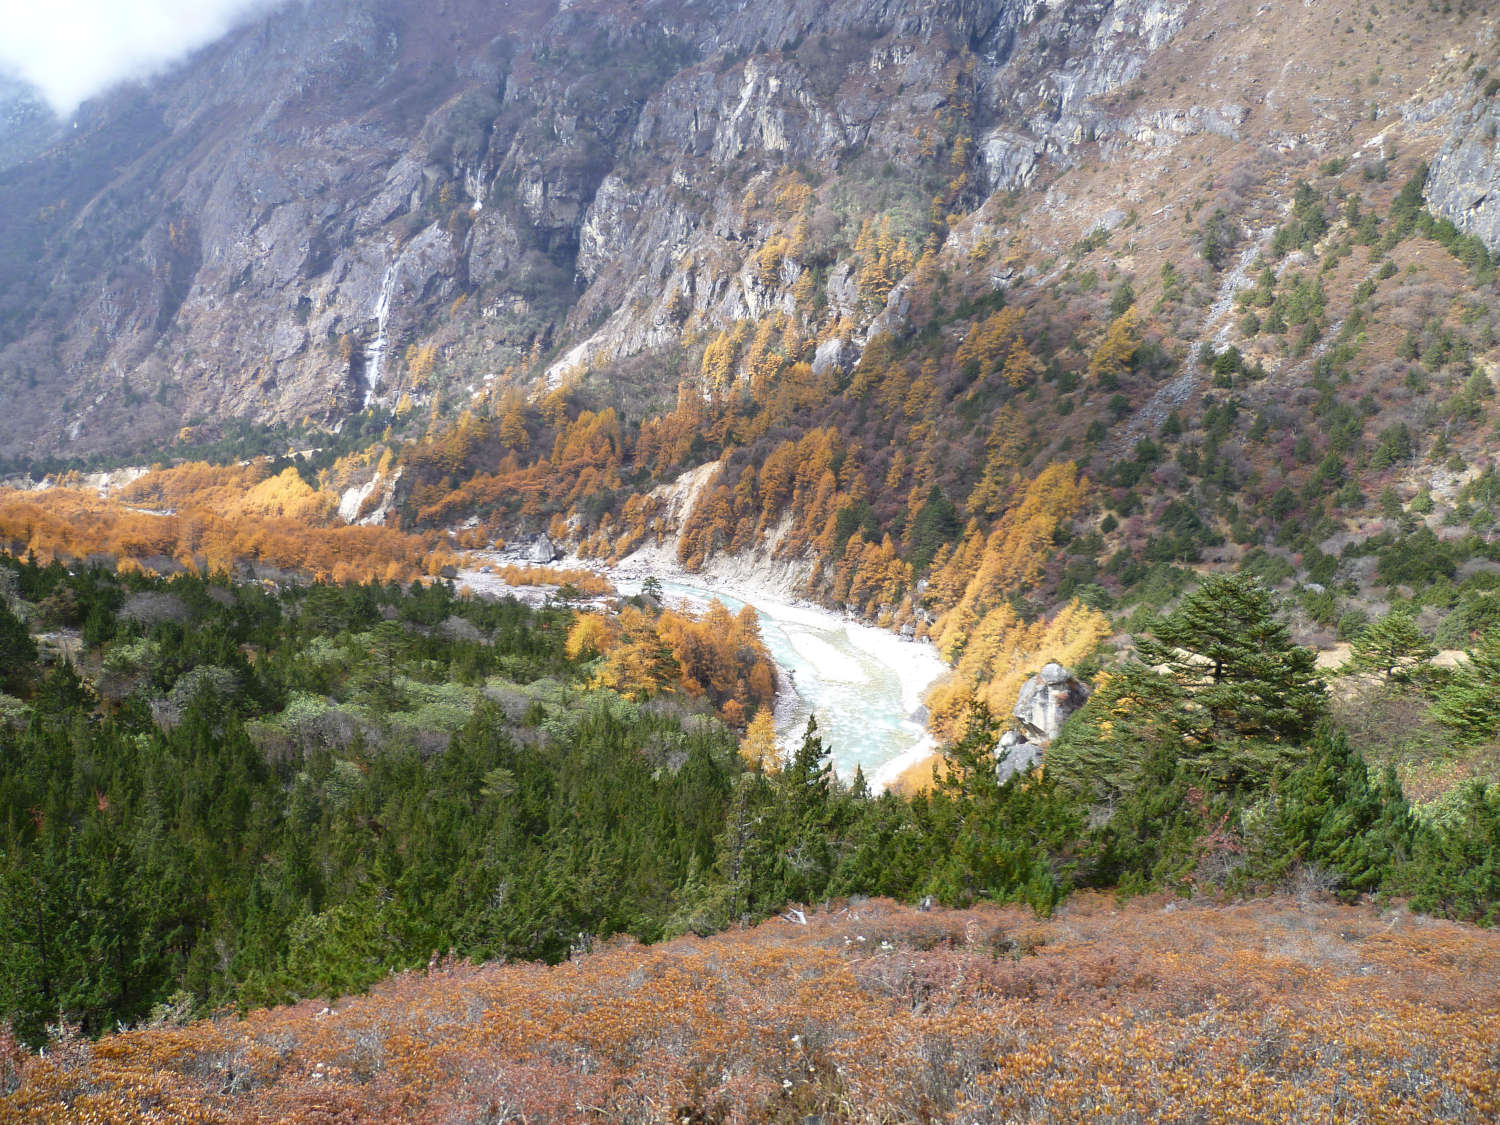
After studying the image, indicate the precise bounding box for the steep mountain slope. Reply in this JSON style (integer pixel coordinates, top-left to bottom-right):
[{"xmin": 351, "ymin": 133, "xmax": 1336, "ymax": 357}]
[
  {"xmin": 3, "ymin": 1, "xmax": 1499, "ymax": 783},
  {"xmin": 0, "ymin": 77, "xmax": 58, "ymax": 173},
  {"xmin": 4, "ymin": 0, "xmax": 1488, "ymax": 464}
]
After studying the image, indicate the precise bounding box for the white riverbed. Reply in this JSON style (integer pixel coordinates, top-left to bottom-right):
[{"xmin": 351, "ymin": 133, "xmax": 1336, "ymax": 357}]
[
  {"xmin": 459, "ymin": 550, "xmax": 950, "ymax": 791},
  {"xmin": 615, "ymin": 577, "xmax": 947, "ymax": 792}
]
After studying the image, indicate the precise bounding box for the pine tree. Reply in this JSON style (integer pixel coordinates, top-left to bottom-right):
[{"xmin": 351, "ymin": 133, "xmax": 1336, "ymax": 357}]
[
  {"xmin": 1432, "ymin": 625, "xmax": 1500, "ymax": 741},
  {"xmin": 768, "ymin": 718, "xmax": 835, "ymax": 903},
  {"xmin": 1087, "ymin": 308, "xmax": 1139, "ymax": 379},
  {"xmin": 1246, "ymin": 730, "xmax": 1413, "ymax": 895},
  {"xmin": 1406, "ymin": 782, "xmax": 1500, "ymax": 925},
  {"xmin": 906, "ymin": 486, "xmax": 959, "ymax": 574},
  {"xmin": 0, "ymin": 600, "xmax": 36, "ymax": 693},
  {"xmin": 361, "ymin": 621, "xmax": 410, "ymax": 710},
  {"xmin": 1136, "ymin": 573, "xmax": 1325, "ymax": 747},
  {"xmin": 1046, "ymin": 663, "xmax": 1191, "ymax": 797},
  {"xmin": 1344, "ymin": 610, "xmax": 1436, "ymax": 682},
  {"xmin": 928, "ymin": 706, "xmax": 1078, "ymax": 910}
]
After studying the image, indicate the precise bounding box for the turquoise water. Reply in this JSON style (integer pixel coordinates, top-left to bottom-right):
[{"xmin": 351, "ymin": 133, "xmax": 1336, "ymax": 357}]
[{"xmin": 646, "ymin": 580, "xmax": 939, "ymax": 786}]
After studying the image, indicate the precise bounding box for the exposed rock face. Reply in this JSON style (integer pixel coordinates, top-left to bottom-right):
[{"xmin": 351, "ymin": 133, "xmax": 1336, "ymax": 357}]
[
  {"xmin": 0, "ymin": 77, "xmax": 58, "ymax": 172},
  {"xmin": 996, "ymin": 728, "xmax": 1044, "ymax": 783},
  {"xmin": 995, "ymin": 661, "xmax": 1090, "ymax": 780},
  {"xmin": 0, "ymin": 0, "xmax": 1198, "ymax": 460},
  {"xmin": 1013, "ymin": 662, "xmax": 1091, "ymax": 744},
  {"xmin": 1427, "ymin": 96, "xmax": 1500, "ymax": 253},
  {"xmin": 549, "ymin": 0, "xmax": 1190, "ymax": 388},
  {"xmin": 526, "ymin": 535, "xmax": 560, "ymax": 564}
]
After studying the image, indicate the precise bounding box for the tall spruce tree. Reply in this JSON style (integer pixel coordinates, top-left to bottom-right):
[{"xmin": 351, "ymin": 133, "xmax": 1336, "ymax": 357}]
[
  {"xmin": 1245, "ymin": 730, "xmax": 1414, "ymax": 896},
  {"xmin": 1136, "ymin": 573, "xmax": 1325, "ymax": 742},
  {"xmin": 1344, "ymin": 610, "xmax": 1436, "ymax": 682},
  {"xmin": 907, "ymin": 486, "xmax": 960, "ymax": 573},
  {"xmin": 1046, "ymin": 662, "xmax": 1191, "ymax": 798},
  {"xmin": 768, "ymin": 717, "xmax": 836, "ymax": 903},
  {"xmin": 0, "ymin": 600, "xmax": 36, "ymax": 694}
]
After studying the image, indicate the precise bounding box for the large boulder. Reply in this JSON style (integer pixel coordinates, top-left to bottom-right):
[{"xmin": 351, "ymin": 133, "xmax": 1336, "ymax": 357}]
[
  {"xmin": 995, "ymin": 728, "xmax": 1044, "ymax": 782},
  {"xmin": 1013, "ymin": 661, "xmax": 1091, "ymax": 743},
  {"xmin": 526, "ymin": 535, "xmax": 561, "ymax": 564}
]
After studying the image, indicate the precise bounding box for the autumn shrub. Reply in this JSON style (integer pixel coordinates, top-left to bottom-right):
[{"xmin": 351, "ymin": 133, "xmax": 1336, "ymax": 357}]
[{"xmin": 13, "ymin": 895, "xmax": 1497, "ymax": 1123}]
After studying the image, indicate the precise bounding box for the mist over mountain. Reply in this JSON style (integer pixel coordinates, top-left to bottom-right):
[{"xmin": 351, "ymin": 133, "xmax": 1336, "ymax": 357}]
[{"xmin": 0, "ymin": 0, "xmax": 290, "ymax": 116}]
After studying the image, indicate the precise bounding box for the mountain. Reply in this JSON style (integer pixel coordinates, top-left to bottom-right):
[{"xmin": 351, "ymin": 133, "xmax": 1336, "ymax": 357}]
[
  {"xmin": 0, "ymin": 76, "xmax": 58, "ymax": 173},
  {"xmin": 2, "ymin": 0, "xmax": 1498, "ymax": 765},
  {"xmin": 0, "ymin": 0, "xmax": 1491, "ymax": 464},
  {"xmin": 3, "ymin": 5, "xmax": 1500, "ymax": 1104}
]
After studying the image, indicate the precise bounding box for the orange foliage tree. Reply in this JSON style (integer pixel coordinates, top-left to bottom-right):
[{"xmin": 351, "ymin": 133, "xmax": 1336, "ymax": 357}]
[
  {"xmin": 0, "ymin": 476, "xmax": 452, "ymax": 586},
  {"xmin": 578, "ymin": 600, "xmax": 776, "ymax": 728}
]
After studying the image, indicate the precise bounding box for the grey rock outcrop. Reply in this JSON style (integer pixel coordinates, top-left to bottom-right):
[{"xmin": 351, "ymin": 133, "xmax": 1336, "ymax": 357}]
[
  {"xmin": 1427, "ymin": 96, "xmax": 1500, "ymax": 253},
  {"xmin": 0, "ymin": 76, "xmax": 58, "ymax": 172},
  {"xmin": 811, "ymin": 336, "xmax": 854, "ymax": 377},
  {"xmin": 996, "ymin": 728, "xmax": 1045, "ymax": 782},
  {"xmin": 995, "ymin": 661, "xmax": 1091, "ymax": 781},
  {"xmin": 526, "ymin": 535, "xmax": 561, "ymax": 564},
  {"xmin": 1013, "ymin": 661, "xmax": 1091, "ymax": 744}
]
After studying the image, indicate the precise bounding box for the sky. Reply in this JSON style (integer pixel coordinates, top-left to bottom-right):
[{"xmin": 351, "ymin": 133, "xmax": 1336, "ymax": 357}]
[{"xmin": 0, "ymin": 0, "xmax": 290, "ymax": 116}]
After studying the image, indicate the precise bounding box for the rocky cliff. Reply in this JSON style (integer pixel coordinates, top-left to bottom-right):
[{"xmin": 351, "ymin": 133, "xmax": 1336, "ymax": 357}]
[
  {"xmin": 0, "ymin": 0, "xmax": 1494, "ymax": 469},
  {"xmin": 1426, "ymin": 52, "xmax": 1500, "ymax": 252},
  {"xmin": 0, "ymin": 77, "xmax": 58, "ymax": 173}
]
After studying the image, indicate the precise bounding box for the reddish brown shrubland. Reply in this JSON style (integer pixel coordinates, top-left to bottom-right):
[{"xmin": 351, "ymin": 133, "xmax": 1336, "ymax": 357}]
[{"xmin": 5, "ymin": 895, "xmax": 1496, "ymax": 1123}]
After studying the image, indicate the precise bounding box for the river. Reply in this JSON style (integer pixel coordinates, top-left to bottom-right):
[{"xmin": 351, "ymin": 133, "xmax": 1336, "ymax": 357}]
[
  {"xmin": 615, "ymin": 578, "xmax": 947, "ymax": 791},
  {"xmin": 460, "ymin": 555, "xmax": 949, "ymax": 790}
]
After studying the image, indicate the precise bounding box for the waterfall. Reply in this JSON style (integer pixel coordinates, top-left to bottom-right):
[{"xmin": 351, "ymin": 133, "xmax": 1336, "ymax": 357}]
[{"xmin": 363, "ymin": 258, "xmax": 400, "ymax": 408}]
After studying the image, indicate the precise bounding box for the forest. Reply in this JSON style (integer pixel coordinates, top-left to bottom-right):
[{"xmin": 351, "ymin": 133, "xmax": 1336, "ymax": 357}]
[
  {"xmin": 375, "ymin": 158, "xmax": 1500, "ymax": 770},
  {"xmin": 1, "ymin": 551, "xmax": 1497, "ymax": 1052}
]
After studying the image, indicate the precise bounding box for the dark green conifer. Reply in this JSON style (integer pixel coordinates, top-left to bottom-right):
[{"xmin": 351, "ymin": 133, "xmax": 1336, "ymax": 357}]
[
  {"xmin": 1432, "ymin": 625, "xmax": 1500, "ymax": 740},
  {"xmin": 1343, "ymin": 610, "xmax": 1436, "ymax": 682},
  {"xmin": 0, "ymin": 600, "xmax": 36, "ymax": 693},
  {"xmin": 1135, "ymin": 573, "xmax": 1325, "ymax": 761}
]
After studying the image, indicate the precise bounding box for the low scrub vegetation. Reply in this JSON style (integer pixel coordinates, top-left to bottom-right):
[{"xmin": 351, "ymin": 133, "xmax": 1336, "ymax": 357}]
[{"xmin": 3, "ymin": 896, "xmax": 1496, "ymax": 1123}]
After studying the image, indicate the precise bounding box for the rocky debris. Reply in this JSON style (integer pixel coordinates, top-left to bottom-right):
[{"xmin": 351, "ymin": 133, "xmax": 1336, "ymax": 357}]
[
  {"xmin": 1426, "ymin": 96, "xmax": 1500, "ymax": 253},
  {"xmin": 996, "ymin": 728, "xmax": 1045, "ymax": 783},
  {"xmin": 526, "ymin": 535, "xmax": 561, "ymax": 564}
]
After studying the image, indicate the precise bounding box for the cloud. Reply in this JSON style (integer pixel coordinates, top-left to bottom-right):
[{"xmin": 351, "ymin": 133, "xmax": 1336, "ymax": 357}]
[{"xmin": 0, "ymin": 0, "xmax": 292, "ymax": 116}]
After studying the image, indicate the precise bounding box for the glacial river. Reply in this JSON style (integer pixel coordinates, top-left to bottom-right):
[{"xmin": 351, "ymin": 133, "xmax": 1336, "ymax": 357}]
[{"xmin": 618, "ymin": 579, "xmax": 948, "ymax": 790}]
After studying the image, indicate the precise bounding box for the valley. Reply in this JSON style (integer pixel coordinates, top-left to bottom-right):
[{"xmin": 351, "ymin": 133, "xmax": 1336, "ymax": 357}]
[
  {"xmin": 459, "ymin": 547, "xmax": 948, "ymax": 788},
  {"xmin": 1, "ymin": 0, "xmax": 1499, "ymax": 1118}
]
